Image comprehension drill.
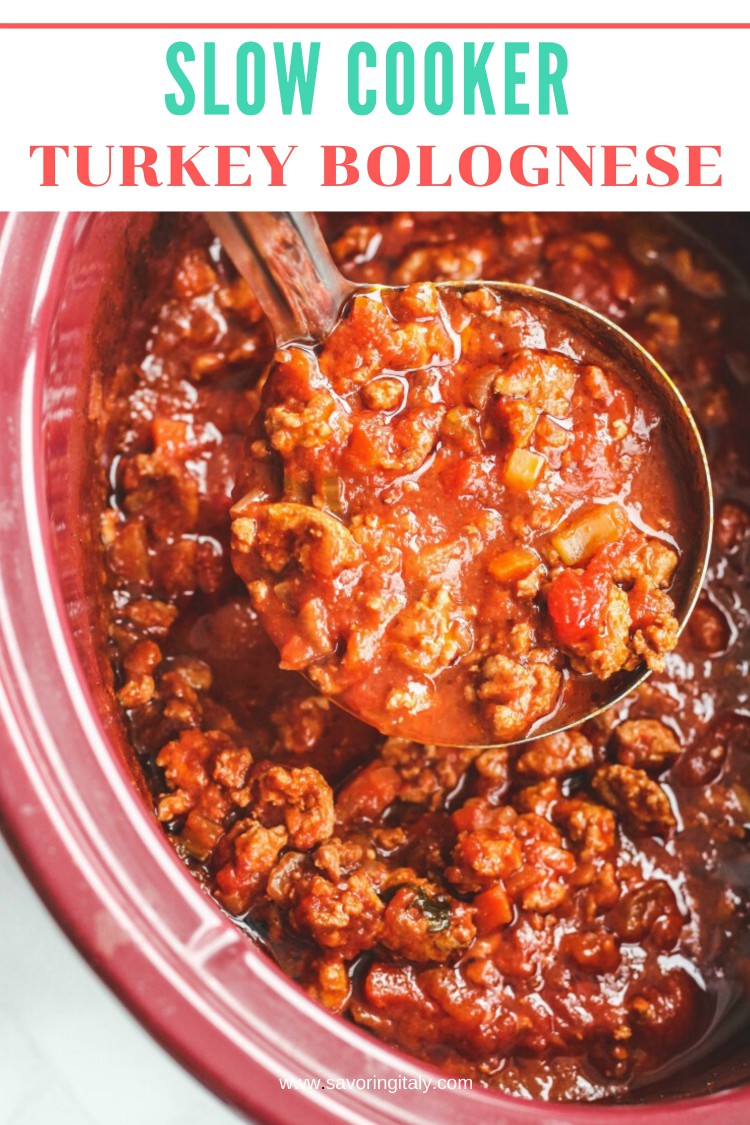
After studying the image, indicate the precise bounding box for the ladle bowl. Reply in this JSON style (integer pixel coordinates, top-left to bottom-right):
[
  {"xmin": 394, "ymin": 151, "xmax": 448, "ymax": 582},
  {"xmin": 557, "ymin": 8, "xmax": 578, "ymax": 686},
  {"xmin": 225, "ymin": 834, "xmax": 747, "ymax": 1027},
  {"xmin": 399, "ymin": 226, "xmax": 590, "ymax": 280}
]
[{"xmin": 206, "ymin": 211, "xmax": 714, "ymax": 748}]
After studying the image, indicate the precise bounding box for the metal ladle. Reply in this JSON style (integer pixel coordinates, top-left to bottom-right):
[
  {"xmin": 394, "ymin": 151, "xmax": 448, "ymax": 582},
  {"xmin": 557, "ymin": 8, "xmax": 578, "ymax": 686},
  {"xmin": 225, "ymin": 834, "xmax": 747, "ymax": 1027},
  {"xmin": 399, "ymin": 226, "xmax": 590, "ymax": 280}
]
[{"xmin": 206, "ymin": 211, "xmax": 713, "ymax": 748}]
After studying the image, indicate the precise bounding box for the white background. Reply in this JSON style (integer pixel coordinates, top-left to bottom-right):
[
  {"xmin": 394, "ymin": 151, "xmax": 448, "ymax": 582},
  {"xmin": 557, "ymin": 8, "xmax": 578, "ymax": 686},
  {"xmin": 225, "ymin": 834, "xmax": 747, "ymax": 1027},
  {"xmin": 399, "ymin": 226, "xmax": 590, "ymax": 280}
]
[
  {"xmin": 0, "ymin": 835, "xmax": 241, "ymax": 1125},
  {"xmin": 0, "ymin": 0, "xmax": 748, "ymax": 209}
]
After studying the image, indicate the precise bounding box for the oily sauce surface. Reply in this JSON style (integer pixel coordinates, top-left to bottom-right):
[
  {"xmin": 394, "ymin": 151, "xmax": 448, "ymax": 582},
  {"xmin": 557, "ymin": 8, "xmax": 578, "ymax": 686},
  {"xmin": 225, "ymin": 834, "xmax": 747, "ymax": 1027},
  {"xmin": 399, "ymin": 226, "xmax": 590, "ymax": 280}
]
[
  {"xmin": 94, "ymin": 212, "xmax": 750, "ymax": 1102},
  {"xmin": 231, "ymin": 281, "xmax": 688, "ymax": 745}
]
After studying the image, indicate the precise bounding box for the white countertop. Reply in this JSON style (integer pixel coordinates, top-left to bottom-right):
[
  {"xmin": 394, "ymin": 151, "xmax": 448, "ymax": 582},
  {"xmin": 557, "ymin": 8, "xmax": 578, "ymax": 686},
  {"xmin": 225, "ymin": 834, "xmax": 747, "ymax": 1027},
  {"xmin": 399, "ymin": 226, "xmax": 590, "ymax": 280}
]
[{"xmin": 0, "ymin": 834, "xmax": 246, "ymax": 1125}]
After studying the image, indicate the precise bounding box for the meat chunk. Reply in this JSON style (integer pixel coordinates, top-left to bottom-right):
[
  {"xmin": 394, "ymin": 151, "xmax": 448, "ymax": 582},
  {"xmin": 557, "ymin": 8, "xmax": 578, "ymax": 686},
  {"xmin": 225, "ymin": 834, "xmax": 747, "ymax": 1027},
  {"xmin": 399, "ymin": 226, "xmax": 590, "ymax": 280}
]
[
  {"xmin": 122, "ymin": 598, "xmax": 179, "ymax": 636},
  {"xmin": 265, "ymin": 388, "xmax": 352, "ymax": 455},
  {"xmin": 492, "ymin": 348, "xmax": 578, "ymax": 417},
  {"xmin": 305, "ymin": 954, "xmax": 352, "ymax": 1013},
  {"xmin": 714, "ymin": 500, "xmax": 750, "ymax": 553},
  {"xmin": 271, "ymin": 694, "xmax": 330, "ymax": 754},
  {"xmin": 318, "ymin": 285, "xmax": 454, "ymax": 392},
  {"xmin": 573, "ymin": 585, "xmax": 634, "ymax": 680},
  {"xmin": 214, "ymin": 819, "xmax": 288, "ymax": 914},
  {"xmin": 613, "ymin": 539, "xmax": 679, "ymax": 588},
  {"xmin": 381, "ymin": 877, "xmax": 476, "ymax": 962},
  {"xmin": 554, "ymin": 797, "xmax": 618, "ymax": 860},
  {"xmin": 628, "ymin": 583, "xmax": 680, "ymax": 672},
  {"xmin": 560, "ymin": 930, "xmax": 621, "ymax": 974},
  {"xmin": 248, "ymin": 763, "xmax": 335, "ymax": 850},
  {"xmin": 268, "ymin": 843, "xmax": 386, "ymax": 959},
  {"xmin": 686, "ymin": 594, "xmax": 731, "ymax": 655},
  {"xmin": 613, "ymin": 720, "xmax": 681, "ymax": 771},
  {"xmin": 448, "ymin": 825, "xmax": 523, "ymax": 891},
  {"xmin": 391, "ymin": 242, "xmax": 488, "ymax": 285},
  {"xmin": 377, "ymin": 738, "xmax": 478, "ymax": 810},
  {"xmin": 447, "ymin": 801, "xmax": 576, "ymax": 914},
  {"xmin": 291, "ymin": 868, "xmax": 385, "ymax": 957},
  {"xmin": 477, "ymin": 654, "xmax": 562, "ymax": 742},
  {"xmin": 346, "ymin": 400, "xmax": 446, "ymax": 474},
  {"xmin": 361, "ymin": 377, "xmax": 406, "ymax": 412},
  {"xmin": 117, "ymin": 674, "xmax": 155, "ymax": 709},
  {"xmin": 516, "ymin": 730, "xmax": 594, "ymax": 779},
  {"xmin": 155, "ymin": 728, "xmax": 252, "ymax": 828},
  {"xmin": 592, "ymin": 765, "xmax": 676, "ymax": 837},
  {"xmin": 514, "ymin": 779, "xmax": 560, "ymax": 818},
  {"xmin": 610, "ymin": 880, "xmax": 686, "ymax": 950},
  {"xmin": 173, "ymin": 247, "xmax": 217, "ymax": 298},
  {"xmin": 439, "ymin": 405, "xmax": 483, "ymax": 454},
  {"xmin": 389, "ymin": 588, "xmax": 472, "ymax": 675},
  {"xmin": 474, "ymin": 746, "xmax": 512, "ymax": 799},
  {"xmin": 231, "ymin": 501, "xmax": 363, "ymax": 578},
  {"xmin": 494, "ymin": 397, "xmax": 539, "ymax": 448}
]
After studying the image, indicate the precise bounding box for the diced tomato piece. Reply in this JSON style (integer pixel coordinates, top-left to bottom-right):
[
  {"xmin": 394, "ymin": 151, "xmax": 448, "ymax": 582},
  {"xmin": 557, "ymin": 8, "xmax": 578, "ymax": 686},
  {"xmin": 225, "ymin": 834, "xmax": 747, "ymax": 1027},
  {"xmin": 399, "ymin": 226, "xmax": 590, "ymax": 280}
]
[
  {"xmin": 365, "ymin": 963, "xmax": 432, "ymax": 1010},
  {"xmin": 336, "ymin": 762, "xmax": 401, "ymax": 823},
  {"xmin": 547, "ymin": 566, "xmax": 610, "ymax": 649},
  {"xmin": 548, "ymin": 536, "xmax": 640, "ymax": 649},
  {"xmin": 452, "ymin": 798, "xmax": 495, "ymax": 833},
  {"xmin": 474, "ymin": 885, "xmax": 513, "ymax": 933},
  {"xmin": 345, "ymin": 416, "xmax": 389, "ymax": 472}
]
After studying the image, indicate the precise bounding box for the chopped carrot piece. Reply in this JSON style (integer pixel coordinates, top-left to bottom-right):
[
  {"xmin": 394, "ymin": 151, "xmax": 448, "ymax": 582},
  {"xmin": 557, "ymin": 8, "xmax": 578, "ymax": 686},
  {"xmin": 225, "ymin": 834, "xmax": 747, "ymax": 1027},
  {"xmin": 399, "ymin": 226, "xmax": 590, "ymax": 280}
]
[
  {"xmin": 474, "ymin": 885, "xmax": 513, "ymax": 933},
  {"xmin": 488, "ymin": 547, "xmax": 540, "ymax": 583}
]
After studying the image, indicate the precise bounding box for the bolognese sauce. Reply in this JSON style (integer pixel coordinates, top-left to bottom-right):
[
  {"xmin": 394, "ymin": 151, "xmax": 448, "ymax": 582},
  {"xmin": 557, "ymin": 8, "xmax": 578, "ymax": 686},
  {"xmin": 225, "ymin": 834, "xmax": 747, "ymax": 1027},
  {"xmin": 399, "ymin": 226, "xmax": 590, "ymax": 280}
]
[
  {"xmin": 93, "ymin": 212, "xmax": 750, "ymax": 1103},
  {"xmin": 230, "ymin": 282, "xmax": 687, "ymax": 744}
]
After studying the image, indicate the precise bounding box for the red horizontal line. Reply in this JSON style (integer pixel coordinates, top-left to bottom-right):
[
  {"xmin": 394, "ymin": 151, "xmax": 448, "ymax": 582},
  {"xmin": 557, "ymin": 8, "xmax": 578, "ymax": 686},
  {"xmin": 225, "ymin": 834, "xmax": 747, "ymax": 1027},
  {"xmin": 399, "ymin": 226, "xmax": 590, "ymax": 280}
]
[{"xmin": 0, "ymin": 23, "xmax": 748, "ymax": 31}]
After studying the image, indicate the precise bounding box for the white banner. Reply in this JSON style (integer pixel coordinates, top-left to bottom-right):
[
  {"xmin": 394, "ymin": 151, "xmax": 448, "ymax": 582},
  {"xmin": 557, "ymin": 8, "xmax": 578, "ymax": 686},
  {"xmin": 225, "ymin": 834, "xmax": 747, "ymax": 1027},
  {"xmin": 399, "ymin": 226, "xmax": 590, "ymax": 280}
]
[{"xmin": 1, "ymin": 0, "xmax": 748, "ymax": 210}]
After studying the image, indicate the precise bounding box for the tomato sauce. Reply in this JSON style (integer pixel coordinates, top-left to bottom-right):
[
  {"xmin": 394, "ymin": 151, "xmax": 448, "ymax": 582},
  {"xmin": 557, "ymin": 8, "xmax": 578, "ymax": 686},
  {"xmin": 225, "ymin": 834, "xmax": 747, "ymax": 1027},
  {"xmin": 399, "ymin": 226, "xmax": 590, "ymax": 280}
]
[
  {"xmin": 92, "ymin": 212, "xmax": 750, "ymax": 1102},
  {"xmin": 230, "ymin": 284, "xmax": 688, "ymax": 745}
]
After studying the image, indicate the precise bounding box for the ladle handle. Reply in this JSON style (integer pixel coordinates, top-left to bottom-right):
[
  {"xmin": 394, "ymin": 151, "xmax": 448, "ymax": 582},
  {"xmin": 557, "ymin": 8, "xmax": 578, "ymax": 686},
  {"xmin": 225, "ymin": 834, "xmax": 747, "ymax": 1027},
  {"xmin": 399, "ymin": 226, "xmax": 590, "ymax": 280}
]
[{"xmin": 204, "ymin": 212, "xmax": 356, "ymax": 346}]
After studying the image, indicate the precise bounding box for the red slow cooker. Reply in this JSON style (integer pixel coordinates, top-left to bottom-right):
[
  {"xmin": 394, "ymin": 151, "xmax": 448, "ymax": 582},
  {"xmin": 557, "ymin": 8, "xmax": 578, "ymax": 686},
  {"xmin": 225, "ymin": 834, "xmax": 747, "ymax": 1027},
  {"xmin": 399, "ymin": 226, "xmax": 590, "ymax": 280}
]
[{"xmin": 0, "ymin": 211, "xmax": 748, "ymax": 1124}]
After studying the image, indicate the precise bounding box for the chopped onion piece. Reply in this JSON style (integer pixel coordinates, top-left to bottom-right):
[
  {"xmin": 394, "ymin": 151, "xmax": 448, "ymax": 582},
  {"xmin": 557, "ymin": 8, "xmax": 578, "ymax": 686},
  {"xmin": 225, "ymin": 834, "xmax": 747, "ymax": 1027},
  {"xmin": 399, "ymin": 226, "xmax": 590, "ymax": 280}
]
[
  {"xmin": 320, "ymin": 473, "xmax": 343, "ymax": 517},
  {"xmin": 505, "ymin": 448, "xmax": 546, "ymax": 492},
  {"xmin": 552, "ymin": 503, "xmax": 630, "ymax": 567}
]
